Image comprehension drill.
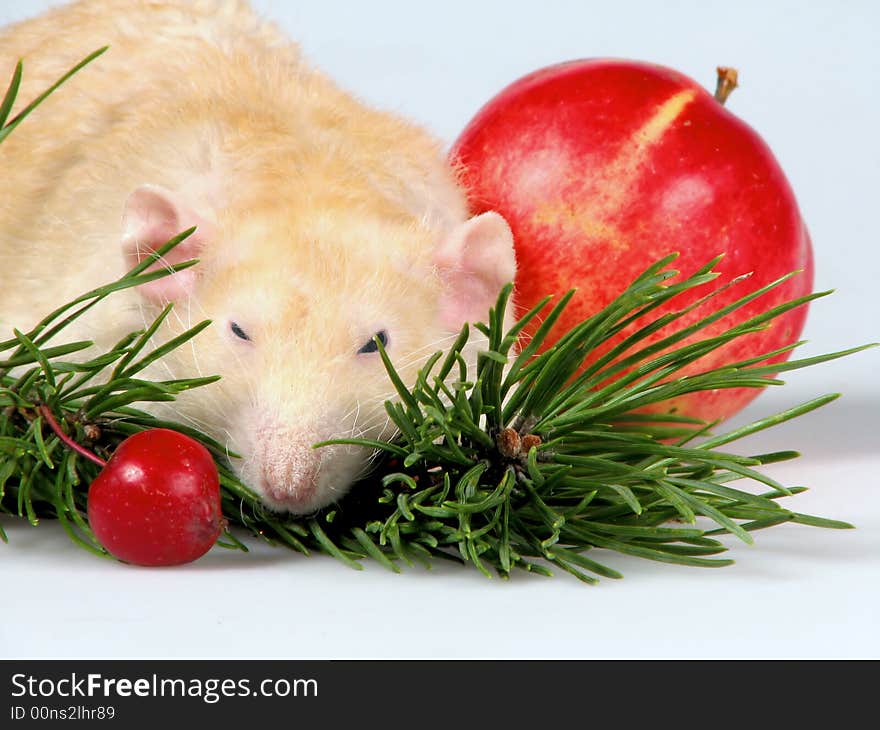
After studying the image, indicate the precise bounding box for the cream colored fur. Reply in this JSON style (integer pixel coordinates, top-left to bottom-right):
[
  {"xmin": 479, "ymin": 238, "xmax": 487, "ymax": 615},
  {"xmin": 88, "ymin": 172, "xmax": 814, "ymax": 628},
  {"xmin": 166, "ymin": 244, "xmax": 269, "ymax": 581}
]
[{"xmin": 0, "ymin": 0, "xmax": 515, "ymax": 513}]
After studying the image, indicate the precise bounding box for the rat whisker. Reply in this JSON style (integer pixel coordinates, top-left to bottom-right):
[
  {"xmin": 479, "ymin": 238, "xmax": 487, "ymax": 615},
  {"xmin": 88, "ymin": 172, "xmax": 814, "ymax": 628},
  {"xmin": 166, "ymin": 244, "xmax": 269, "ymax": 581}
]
[{"xmin": 388, "ymin": 333, "xmax": 464, "ymax": 370}]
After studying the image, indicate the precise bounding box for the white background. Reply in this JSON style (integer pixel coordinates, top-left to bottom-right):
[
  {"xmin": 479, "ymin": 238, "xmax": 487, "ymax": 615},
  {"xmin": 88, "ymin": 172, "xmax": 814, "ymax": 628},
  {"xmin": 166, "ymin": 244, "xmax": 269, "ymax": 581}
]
[{"xmin": 0, "ymin": 0, "xmax": 877, "ymax": 659}]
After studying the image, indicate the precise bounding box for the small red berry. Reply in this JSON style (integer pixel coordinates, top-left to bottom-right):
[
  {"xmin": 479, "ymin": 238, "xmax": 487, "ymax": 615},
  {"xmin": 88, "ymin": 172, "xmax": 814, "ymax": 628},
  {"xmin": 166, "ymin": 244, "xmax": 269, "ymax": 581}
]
[{"xmin": 87, "ymin": 428, "xmax": 224, "ymax": 566}]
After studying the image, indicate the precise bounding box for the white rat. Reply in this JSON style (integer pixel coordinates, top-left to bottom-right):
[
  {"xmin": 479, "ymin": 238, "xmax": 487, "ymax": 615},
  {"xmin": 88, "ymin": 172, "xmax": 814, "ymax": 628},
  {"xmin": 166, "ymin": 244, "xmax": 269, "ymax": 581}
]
[{"xmin": 0, "ymin": 0, "xmax": 516, "ymax": 513}]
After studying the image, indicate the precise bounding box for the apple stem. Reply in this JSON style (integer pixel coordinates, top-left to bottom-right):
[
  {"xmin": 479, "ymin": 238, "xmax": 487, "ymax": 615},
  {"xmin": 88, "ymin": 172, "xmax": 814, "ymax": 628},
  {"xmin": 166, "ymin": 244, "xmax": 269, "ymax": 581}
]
[
  {"xmin": 38, "ymin": 405, "xmax": 107, "ymax": 468},
  {"xmin": 714, "ymin": 67, "xmax": 739, "ymax": 105}
]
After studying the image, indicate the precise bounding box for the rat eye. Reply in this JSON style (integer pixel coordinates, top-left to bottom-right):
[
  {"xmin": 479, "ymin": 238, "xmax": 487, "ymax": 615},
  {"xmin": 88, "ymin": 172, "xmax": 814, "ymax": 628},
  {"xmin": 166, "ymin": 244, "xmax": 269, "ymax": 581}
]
[
  {"xmin": 358, "ymin": 330, "xmax": 388, "ymax": 354},
  {"xmin": 230, "ymin": 322, "xmax": 250, "ymax": 341}
]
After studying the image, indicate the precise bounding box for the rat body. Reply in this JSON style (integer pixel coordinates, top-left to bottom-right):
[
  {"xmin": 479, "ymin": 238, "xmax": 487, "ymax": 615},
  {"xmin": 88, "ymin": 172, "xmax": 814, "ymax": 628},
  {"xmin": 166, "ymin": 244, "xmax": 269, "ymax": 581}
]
[{"xmin": 0, "ymin": 0, "xmax": 516, "ymax": 513}]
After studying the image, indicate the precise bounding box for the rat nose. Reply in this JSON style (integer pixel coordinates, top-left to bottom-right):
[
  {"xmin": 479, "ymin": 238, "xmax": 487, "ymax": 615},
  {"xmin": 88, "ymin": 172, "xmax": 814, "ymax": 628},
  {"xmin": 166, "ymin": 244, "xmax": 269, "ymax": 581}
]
[
  {"xmin": 259, "ymin": 451, "xmax": 321, "ymax": 506},
  {"xmin": 251, "ymin": 419, "xmax": 328, "ymax": 510},
  {"xmin": 248, "ymin": 417, "xmax": 352, "ymax": 513}
]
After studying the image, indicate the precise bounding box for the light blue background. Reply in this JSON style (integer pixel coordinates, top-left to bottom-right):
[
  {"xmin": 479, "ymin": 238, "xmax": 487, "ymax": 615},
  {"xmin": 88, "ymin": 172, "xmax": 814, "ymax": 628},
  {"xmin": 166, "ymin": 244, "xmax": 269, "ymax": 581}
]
[{"xmin": 1, "ymin": 0, "xmax": 878, "ymax": 659}]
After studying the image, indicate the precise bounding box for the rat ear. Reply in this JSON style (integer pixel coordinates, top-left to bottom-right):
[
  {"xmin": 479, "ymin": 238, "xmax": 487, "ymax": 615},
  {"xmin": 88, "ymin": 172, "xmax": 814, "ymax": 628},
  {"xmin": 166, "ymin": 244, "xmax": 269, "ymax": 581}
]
[
  {"xmin": 121, "ymin": 184, "xmax": 215, "ymax": 303},
  {"xmin": 434, "ymin": 211, "xmax": 517, "ymax": 329}
]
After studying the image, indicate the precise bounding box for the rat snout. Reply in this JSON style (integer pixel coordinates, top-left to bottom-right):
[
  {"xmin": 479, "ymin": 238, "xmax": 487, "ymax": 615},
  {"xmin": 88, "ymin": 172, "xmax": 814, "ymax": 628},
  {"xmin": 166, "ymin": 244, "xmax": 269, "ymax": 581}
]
[
  {"xmin": 258, "ymin": 450, "xmax": 321, "ymax": 507},
  {"xmin": 245, "ymin": 420, "xmax": 360, "ymax": 514},
  {"xmin": 252, "ymin": 425, "xmax": 323, "ymax": 512}
]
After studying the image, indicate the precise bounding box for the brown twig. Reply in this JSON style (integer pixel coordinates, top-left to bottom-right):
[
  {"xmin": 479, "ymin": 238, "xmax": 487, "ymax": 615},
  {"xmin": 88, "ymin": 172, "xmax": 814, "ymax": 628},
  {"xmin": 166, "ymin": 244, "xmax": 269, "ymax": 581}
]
[{"xmin": 714, "ymin": 66, "xmax": 739, "ymax": 105}]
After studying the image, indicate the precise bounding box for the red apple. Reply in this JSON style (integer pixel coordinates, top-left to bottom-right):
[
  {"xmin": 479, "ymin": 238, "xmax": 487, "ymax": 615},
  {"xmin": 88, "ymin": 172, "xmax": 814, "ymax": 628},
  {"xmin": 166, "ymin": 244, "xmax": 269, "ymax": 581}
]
[
  {"xmin": 450, "ymin": 59, "xmax": 814, "ymax": 423},
  {"xmin": 88, "ymin": 429, "xmax": 224, "ymax": 566}
]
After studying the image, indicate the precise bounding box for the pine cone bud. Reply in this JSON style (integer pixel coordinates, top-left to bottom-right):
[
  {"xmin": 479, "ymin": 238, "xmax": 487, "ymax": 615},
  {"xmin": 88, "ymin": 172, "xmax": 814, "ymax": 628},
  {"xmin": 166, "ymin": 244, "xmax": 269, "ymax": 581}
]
[
  {"xmin": 521, "ymin": 434, "xmax": 542, "ymax": 453},
  {"xmin": 496, "ymin": 427, "xmax": 522, "ymax": 458},
  {"xmin": 83, "ymin": 423, "xmax": 101, "ymax": 441}
]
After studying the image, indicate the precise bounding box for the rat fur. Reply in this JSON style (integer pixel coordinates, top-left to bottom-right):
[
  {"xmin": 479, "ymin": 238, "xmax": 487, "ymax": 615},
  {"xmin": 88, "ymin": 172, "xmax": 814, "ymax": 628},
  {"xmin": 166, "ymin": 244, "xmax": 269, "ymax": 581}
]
[{"xmin": 0, "ymin": 0, "xmax": 516, "ymax": 513}]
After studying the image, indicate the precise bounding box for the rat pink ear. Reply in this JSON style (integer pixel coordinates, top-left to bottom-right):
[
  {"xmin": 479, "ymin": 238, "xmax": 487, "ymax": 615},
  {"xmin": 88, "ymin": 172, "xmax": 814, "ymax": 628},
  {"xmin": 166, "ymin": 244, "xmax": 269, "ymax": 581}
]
[
  {"xmin": 434, "ymin": 211, "xmax": 517, "ymax": 329},
  {"xmin": 121, "ymin": 184, "xmax": 215, "ymax": 303}
]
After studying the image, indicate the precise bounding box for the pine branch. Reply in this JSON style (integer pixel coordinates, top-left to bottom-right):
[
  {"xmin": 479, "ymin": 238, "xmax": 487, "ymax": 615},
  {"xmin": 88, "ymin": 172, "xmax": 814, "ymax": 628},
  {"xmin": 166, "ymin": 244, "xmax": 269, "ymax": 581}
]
[
  {"xmin": 2, "ymin": 248, "xmax": 869, "ymax": 581},
  {"xmin": 1, "ymin": 47, "xmax": 874, "ymax": 582},
  {"xmin": 305, "ymin": 271, "xmax": 868, "ymax": 582}
]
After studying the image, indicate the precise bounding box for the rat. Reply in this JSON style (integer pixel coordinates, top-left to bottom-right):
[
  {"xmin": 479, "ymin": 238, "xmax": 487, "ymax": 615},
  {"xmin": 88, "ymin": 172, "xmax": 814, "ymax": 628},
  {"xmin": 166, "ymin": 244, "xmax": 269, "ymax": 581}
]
[{"xmin": 0, "ymin": 0, "xmax": 516, "ymax": 514}]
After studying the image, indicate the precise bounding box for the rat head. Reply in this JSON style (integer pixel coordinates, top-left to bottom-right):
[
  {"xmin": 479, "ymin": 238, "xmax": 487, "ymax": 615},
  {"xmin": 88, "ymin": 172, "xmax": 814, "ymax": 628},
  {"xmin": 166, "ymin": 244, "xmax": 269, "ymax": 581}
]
[{"xmin": 120, "ymin": 183, "xmax": 516, "ymax": 513}]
